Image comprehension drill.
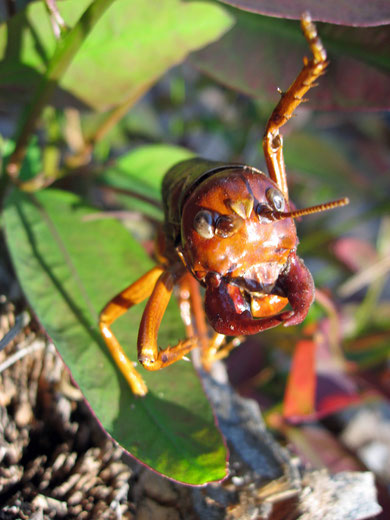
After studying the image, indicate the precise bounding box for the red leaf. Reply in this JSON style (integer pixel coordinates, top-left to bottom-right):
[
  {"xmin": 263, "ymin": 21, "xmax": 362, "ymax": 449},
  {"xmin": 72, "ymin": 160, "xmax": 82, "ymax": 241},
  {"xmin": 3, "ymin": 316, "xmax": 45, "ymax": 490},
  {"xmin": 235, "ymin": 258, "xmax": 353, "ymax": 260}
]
[
  {"xmin": 218, "ymin": 0, "xmax": 390, "ymax": 27},
  {"xmin": 316, "ymin": 392, "xmax": 362, "ymax": 417},
  {"xmin": 287, "ymin": 425, "xmax": 363, "ymax": 472},
  {"xmin": 283, "ymin": 339, "xmax": 316, "ymax": 419},
  {"xmin": 191, "ymin": 11, "xmax": 390, "ymax": 110}
]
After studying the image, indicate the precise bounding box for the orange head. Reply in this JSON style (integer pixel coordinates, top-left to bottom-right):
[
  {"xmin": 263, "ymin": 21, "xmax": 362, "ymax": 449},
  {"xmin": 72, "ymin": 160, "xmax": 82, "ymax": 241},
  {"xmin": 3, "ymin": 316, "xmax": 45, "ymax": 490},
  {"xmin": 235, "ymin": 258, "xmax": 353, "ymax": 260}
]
[
  {"xmin": 177, "ymin": 165, "xmax": 348, "ymax": 335},
  {"xmin": 180, "ymin": 167, "xmax": 296, "ymax": 319}
]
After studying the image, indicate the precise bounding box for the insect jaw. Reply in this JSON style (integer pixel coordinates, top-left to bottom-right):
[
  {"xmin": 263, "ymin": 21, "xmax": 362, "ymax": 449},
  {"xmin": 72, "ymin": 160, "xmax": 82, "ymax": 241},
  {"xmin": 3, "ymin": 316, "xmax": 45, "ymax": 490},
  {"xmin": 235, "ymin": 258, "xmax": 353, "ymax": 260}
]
[
  {"xmin": 228, "ymin": 276, "xmax": 278, "ymax": 297},
  {"xmin": 205, "ymin": 271, "xmax": 286, "ymax": 313},
  {"xmin": 230, "ymin": 276, "xmax": 291, "ymax": 319}
]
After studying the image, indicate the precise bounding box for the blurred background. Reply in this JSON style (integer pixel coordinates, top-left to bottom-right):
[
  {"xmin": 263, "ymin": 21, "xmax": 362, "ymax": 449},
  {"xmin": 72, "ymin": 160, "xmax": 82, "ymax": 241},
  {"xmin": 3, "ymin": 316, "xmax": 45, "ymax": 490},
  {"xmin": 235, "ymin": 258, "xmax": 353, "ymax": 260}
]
[{"xmin": 0, "ymin": 1, "xmax": 389, "ymax": 517}]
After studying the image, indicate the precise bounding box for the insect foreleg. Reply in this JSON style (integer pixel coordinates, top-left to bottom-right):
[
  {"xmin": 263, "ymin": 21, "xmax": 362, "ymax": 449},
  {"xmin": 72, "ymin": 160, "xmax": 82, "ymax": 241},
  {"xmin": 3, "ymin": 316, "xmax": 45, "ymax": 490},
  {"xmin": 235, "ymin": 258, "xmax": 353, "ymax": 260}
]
[{"xmin": 263, "ymin": 13, "xmax": 328, "ymax": 199}]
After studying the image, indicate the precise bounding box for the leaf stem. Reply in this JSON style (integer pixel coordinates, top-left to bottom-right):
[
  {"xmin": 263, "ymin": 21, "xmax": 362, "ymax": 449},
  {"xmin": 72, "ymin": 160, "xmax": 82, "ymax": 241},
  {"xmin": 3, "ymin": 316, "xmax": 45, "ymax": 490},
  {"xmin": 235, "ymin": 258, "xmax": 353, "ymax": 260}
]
[
  {"xmin": 65, "ymin": 80, "xmax": 154, "ymax": 168},
  {"xmin": 7, "ymin": 0, "xmax": 118, "ymax": 180},
  {"xmin": 92, "ymin": 83, "xmax": 154, "ymax": 146},
  {"xmin": 44, "ymin": 0, "xmax": 68, "ymax": 39}
]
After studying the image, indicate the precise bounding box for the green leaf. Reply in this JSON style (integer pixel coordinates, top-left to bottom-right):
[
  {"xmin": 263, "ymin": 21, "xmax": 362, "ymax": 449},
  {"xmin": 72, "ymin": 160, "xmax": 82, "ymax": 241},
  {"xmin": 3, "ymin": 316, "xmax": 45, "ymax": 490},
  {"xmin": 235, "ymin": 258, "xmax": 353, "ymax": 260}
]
[
  {"xmin": 1, "ymin": 137, "xmax": 42, "ymax": 182},
  {"xmin": 284, "ymin": 131, "xmax": 376, "ymax": 199},
  {"xmin": 3, "ymin": 188, "xmax": 227, "ymax": 485},
  {"xmin": 99, "ymin": 143, "xmax": 195, "ymax": 218},
  {"xmin": 0, "ymin": 0, "xmax": 234, "ymax": 110}
]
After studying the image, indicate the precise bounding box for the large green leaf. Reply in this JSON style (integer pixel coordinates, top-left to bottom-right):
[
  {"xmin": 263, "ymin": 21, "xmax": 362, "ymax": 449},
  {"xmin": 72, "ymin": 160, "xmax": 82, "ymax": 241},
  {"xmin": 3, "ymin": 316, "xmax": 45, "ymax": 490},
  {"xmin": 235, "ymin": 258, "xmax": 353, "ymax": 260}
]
[
  {"xmin": 99, "ymin": 143, "xmax": 195, "ymax": 219},
  {"xmin": 0, "ymin": 0, "xmax": 233, "ymax": 110},
  {"xmin": 191, "ymin": 8, "xmax": 390, "ymax": 110},
  {"xmin": 3, "ymin": 188, "xmax": 227, "ymax": 485}
]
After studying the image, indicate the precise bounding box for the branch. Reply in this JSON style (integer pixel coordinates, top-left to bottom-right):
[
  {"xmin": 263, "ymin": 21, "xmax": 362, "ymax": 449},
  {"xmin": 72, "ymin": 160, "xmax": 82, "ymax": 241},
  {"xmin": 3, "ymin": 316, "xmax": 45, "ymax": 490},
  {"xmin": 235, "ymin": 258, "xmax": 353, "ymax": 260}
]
[{"xmin": 7, "ymin": 0, "xmax": 118, "ymax": 180}]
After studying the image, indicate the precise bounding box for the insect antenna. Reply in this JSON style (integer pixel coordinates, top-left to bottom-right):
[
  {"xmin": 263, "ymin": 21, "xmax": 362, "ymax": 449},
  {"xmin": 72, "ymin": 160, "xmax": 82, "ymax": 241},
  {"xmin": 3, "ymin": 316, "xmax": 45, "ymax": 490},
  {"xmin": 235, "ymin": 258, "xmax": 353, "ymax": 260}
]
[{"xmin": 274, "ymin": 197, "xmax": 349, "ymax": 221}]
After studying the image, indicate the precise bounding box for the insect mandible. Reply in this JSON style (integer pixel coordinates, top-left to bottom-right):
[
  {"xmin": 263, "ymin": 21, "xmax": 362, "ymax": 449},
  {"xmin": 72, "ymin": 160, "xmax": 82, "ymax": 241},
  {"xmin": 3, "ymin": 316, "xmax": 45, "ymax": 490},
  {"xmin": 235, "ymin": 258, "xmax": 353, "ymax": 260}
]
[{"xmin": 99, "ymin": 13, "xmax": 349, "ymax": 396}]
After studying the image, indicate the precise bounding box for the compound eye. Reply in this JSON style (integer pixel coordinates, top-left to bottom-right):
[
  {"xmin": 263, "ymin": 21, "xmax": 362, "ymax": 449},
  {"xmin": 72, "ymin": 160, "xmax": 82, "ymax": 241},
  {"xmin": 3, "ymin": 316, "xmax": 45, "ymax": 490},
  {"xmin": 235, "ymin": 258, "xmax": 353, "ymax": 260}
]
[
  {"xmin": 266, "ymin": 187, "xmax": 285, "ymax": 212},
  {"xmin": 215, "ymin": 214, "xmax": 244, "ymax": 238},
  {"xmin": 193, "ymin": 210, "xmax": 214, "ymax": 239}
]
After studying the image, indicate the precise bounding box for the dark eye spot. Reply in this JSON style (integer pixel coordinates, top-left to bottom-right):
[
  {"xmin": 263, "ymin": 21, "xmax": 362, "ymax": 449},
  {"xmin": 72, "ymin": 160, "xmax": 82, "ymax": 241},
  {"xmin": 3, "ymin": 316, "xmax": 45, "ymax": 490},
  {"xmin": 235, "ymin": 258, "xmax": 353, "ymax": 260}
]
[
  {"xmin": 266, "ymin": 187, "xmax": 285, "ymax": 212},
  {"xmin": 215, "ymin": 214, "xmax": 244, "ymax": 238},
  {"xmin": 193, "ymin": 210, "xmax": 214, "ymax": 239},
  {"xmin": 271, "ymin": 134, "xmax": 282, "ymax": 150}
]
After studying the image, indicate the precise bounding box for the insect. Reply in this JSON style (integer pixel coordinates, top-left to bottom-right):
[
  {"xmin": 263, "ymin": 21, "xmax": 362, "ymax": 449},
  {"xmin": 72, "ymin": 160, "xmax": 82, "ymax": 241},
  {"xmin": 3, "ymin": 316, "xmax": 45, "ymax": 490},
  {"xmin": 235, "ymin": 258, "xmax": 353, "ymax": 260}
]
[{"xmin": 99, "ymin": 13, "xmax": 348, "ymax": 396}]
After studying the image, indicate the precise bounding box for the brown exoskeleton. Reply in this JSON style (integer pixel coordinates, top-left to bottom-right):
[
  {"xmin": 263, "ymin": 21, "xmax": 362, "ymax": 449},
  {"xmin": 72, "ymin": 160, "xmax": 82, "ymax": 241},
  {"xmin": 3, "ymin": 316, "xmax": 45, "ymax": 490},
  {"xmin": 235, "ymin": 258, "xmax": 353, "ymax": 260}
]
[{"xmin": 99, "ymin": 13, "xmax": 348, "ymax": 396}]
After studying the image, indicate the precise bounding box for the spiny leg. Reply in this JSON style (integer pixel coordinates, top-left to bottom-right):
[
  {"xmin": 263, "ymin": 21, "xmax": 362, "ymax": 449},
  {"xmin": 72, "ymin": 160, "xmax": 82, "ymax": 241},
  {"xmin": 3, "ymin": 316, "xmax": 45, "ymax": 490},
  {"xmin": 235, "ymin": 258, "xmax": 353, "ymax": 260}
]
[
  {"xmin": 99, "ymin": 266, "xmax": 164, "ymax": 396},
  {"xmin": 137, "ymin": 271, "xmax": 198, "ymax": 371},
  {"xmin": 263, "ymin": 13, "xmax": 328, "ymax": 199}
]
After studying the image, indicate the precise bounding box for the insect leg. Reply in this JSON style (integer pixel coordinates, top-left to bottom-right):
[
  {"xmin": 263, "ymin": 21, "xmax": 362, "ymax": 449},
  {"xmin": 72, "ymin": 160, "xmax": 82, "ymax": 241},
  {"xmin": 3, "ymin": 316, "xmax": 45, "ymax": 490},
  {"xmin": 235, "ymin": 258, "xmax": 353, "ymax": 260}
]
[
  {"xmin": 177, "ymin": 272, "xmax": 198, "ymax": 339},
  {"xmin": 137, "ymin": 271, "xmax": 198, "ymax": 371},
  {"xmin": 180, "ymin": 273, "xmax": 244, "ymax": 370},
  {"xmin": 99, "ymin": 265, "xmax": 164, "ymax": 396},
  {"xmin": 202, "ymin": 333, "xmax": 244, "ymax": 370},
  {"xmin": 262, "ymin": 13, "xmax": 328, "ymax": 199}
]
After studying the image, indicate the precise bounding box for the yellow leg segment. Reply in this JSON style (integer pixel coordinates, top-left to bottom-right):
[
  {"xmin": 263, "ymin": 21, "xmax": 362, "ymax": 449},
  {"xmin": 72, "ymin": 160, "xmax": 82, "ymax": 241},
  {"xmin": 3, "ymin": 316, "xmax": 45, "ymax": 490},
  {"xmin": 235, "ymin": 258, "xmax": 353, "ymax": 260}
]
[
  {"xmin": 137, "ymin": 271, "xmax": 198, "ymax": 371},
  {"xmin": 99, "ymin": 266, "xmax": 164, "ymax": 396}
]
